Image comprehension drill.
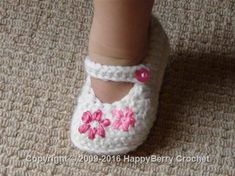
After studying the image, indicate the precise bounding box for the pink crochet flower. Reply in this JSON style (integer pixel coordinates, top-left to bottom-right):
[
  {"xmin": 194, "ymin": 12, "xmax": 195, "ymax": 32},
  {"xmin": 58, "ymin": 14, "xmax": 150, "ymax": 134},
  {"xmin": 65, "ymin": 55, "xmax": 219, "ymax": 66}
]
[
  {"xmin": 112, "ymin": 107, "xmax": 135, "ymax": 132},
  {"xmin": 78, "ymin": 109, "xmax": 110, "ymax": 140}
]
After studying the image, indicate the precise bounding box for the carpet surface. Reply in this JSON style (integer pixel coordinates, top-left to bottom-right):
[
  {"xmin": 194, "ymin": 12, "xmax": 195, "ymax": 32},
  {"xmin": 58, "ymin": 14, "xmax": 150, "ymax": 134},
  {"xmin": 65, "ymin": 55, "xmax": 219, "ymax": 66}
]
[{"xmin": 0, "ymin": 0, "xmax": 234, "ymax": 175}]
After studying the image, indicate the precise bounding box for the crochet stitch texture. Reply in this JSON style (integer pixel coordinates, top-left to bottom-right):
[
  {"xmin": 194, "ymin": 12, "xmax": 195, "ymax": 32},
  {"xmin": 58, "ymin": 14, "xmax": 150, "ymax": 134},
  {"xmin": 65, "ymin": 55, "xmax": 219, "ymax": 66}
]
[{"xmin": 70, "ymin": 22, "xmax": 170, "ymax": 155}]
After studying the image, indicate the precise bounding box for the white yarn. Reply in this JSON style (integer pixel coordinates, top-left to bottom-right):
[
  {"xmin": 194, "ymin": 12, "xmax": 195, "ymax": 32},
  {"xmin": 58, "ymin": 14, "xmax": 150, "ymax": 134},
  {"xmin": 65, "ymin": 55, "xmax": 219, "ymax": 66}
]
[
  {"xmin": 70, "ymin": 75, "xmax": 151, "ymax": 155},
  {"xmin": 84, "ymin": 56, "xmax": 149, "ymax": 84},
  {"xmin": 70, "ymin": 23, "xmax": 169, "ymax": 155}
]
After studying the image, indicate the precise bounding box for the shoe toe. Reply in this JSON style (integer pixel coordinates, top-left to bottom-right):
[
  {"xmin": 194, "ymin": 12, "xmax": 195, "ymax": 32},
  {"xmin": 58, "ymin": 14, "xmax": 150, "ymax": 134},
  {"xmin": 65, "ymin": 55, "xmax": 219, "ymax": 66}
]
[{"xmin": 70, "ymin": 83, "xmax": 154, "ymax": 155}]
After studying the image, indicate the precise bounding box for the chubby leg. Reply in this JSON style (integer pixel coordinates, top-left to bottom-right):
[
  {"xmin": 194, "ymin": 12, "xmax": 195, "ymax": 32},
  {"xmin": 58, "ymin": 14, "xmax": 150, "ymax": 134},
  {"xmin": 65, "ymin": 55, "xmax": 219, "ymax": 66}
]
[{"xmin": 88, "ymin": 0, "xmax": 154, "ymax": 103}]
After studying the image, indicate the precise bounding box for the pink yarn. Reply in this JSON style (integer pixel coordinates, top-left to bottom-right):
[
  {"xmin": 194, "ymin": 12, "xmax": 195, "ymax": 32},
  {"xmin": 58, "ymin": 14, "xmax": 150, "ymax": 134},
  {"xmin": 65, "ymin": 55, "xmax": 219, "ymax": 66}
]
[
  {"xmin": 78, "ymin": 109, "xmax": 110, "ymax": 140},
  {"xmin": 112, "ymin": 107, "xmax": 135, "ymax": 132}
]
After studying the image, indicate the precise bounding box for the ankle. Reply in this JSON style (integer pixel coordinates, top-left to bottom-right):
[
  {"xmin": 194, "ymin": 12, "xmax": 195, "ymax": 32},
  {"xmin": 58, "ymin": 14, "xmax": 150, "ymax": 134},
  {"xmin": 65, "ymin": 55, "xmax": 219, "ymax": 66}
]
[
  {"xmin": 88, "ymin": 0, "xmax": 153, "ymax": 66},
  {"xmin": 88, "ymin": 52, "xmax": 143, "ymax": 66}
]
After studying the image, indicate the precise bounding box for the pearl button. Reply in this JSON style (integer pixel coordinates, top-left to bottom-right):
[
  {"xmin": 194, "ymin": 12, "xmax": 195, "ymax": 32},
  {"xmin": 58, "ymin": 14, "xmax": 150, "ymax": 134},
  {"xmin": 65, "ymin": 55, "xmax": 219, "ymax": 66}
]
[{"xmin": 134, "ymin": 67, "xmax": 150, "ymax": 83}]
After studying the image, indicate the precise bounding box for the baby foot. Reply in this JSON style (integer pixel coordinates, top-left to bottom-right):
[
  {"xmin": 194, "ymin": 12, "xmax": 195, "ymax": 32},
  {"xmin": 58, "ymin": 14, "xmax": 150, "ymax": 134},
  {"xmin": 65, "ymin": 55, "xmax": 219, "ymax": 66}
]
[
  {"xmin": 70, "ymin": 21, "xmax": 170, "ymax": 155},
  {"xmin": 91, "ymin": 78, "xmax": 134, "ymax": 104},
  {"xmin": 88, "ymin": 54, "xmax": 145, "ymax": 104}
]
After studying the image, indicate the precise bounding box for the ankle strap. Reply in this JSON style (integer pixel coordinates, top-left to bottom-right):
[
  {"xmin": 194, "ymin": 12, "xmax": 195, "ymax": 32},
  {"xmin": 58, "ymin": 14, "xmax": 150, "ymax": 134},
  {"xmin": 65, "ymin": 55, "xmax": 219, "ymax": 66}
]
[{"xmin": 84, "ymin": 56, "xmax": 150, "ymax": 84}]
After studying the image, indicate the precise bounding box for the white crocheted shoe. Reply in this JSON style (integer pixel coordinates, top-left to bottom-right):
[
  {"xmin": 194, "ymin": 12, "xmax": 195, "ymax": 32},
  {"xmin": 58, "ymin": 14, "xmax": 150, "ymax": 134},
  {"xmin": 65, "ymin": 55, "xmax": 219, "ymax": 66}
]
[{"xmin": 70, "ymin": 22, "xmax": 169, "ymax": 155}]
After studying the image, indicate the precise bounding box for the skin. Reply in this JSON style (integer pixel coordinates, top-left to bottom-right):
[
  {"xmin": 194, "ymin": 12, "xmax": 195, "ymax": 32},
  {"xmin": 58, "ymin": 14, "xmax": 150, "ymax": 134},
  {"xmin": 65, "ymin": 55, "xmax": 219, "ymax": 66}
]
[{"xmin": 88, "ymin": 0, "xmax": 154, "ymax": 103}]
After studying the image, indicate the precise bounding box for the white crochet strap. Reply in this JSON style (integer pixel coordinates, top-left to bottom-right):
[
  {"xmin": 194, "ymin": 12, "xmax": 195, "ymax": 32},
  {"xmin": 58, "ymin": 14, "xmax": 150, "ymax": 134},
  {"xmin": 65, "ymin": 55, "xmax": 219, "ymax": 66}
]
[{"xmin": 84, "ymin": 56, "xmax": 150, "ymax": 84}]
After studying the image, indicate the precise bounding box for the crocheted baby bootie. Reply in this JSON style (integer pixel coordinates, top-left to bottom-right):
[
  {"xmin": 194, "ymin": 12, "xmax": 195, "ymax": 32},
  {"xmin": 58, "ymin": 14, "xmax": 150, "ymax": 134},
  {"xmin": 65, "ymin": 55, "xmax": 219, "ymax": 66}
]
[{"xmin": 70, "ymin": 21, "xmax": 170, "ymax": 155}]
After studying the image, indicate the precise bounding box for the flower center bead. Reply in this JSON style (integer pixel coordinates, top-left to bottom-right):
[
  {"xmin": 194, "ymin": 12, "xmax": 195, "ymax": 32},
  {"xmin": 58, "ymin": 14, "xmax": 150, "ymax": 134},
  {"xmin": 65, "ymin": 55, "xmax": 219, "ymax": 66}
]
[{"xmin": 90, "ymin": 121, "xmax": 100, "ymax": 128}]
